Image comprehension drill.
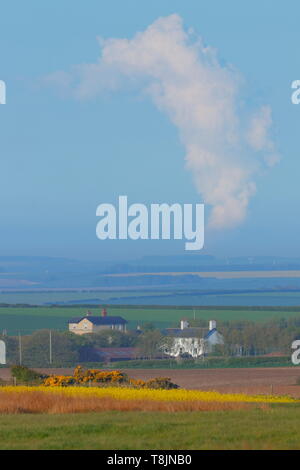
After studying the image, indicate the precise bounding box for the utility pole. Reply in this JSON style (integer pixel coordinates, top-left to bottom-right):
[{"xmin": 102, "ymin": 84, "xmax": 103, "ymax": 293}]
[
  {"xmin": 49, "ymin": 330, "xmax": 52, "ymax": 365},
  {"xmin": 18, "ymin": 332, "xmax": 22, "ymax": 365}
]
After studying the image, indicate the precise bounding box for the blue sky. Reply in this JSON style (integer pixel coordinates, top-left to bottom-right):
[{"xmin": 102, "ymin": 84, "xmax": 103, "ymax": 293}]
[{"xmin": 0, "ymin": 1, "xmax": 300, "ymax": 261}]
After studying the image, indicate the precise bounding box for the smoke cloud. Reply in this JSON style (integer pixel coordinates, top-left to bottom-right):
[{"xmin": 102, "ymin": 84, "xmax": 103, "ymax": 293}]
[{"xmin": 48, "ymin": 14, "xmax": 279, "ymax": 229}]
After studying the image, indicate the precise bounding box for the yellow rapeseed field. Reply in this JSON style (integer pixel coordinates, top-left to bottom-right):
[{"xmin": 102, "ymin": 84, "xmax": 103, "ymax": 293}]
[{"xmin": 1, "ymin": 385, "xmax": 298, "ymax": 404}]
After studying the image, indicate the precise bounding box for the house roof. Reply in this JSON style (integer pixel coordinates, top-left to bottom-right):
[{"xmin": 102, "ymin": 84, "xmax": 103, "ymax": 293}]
[
  {"xmin": 162, "ymin": 327, "xmax": 207, "ymax": 338},
  {"xmin": 204, "ymin": 328, "xmax": 217, "ymax": 339},
  {"xmin": 162, "ymin": 327, "xmax": 219, "ymax": 339},
  {"xmin": 68, "ymin": 315, "xmax": 127, "ymax": 325},
  {"xmin": 94, "ymin": 347, "xmax": 138, "ymax": 360}
]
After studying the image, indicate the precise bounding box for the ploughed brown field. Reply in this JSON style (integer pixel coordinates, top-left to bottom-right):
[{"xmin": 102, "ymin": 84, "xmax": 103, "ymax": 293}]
[{"xmin": 2, "ymin": 367, "xmax": 300, "ymax": 397}]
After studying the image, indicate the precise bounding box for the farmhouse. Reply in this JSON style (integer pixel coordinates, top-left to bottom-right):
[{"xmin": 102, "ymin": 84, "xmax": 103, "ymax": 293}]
[
  {"xmin": 68, "ymin": 309, "xmax": 127, "ymax": 335},
  {"xmin": 162, "ymin": 319, "xmax": 224, "ymax": 358}
]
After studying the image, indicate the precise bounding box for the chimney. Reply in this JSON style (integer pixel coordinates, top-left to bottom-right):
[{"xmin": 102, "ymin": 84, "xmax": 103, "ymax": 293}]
[
  {"xmin": 101, "ymin": 308, "xmax": 108, "ymax": 317},
  {"xmin": 180, "ymin": 319, "xmax": 189, "ymax": 330},
  {"xmin": 86, "ymin": 310, "xmax": 92, "ymax": 317},
  {"xmin": 209, "ymin": 320, "xmax": 216, "ymax": 331}
]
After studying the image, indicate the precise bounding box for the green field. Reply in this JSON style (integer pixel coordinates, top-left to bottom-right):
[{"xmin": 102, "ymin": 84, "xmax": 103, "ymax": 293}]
[
  {"xmin": 0, "ymin": 405, "xmax": 299, "ymax": 449},
  {"xmin": 0, "ymin": 291, "xmax": 175, "ymax": 305},
  {"xmin": 1, "ymin": 305, "xmax": 300, "ymax": 335},
  {"xmin": 2, "ymin": 289, "xmax": 300, "ymax": 309}
]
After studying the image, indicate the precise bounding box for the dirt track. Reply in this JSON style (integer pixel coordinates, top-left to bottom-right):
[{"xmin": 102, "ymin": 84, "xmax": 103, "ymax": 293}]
[{"xmin": 2, "ymin": 367, "xmax": 300, "ymax": 397}]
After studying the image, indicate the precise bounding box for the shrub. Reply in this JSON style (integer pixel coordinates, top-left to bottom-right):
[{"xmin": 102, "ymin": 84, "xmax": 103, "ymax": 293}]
[
  {"xmin": 129, "ymin": 377, "xmax": 179, "ymax": 390},
  {"xmin": 45, "ymin": 366, "xmax": 129, "ymax": 387},
  {"xmin": 43, "ymin": 366, "xmax": 179, "ymax": 389},
  {"xmin": 129, "ymin": 378, "xmax": 147, "ymax": 388},
  {"xmin": 44, "ymin": 375, "xmax": 76, "ymax": 387},
  {"xmin": 74, "ymin": 365, "xmax": 128, "ymax": 384},
  {"xmin": 144, "ymin": 377, "xmax": 179, "ymax": 390},
  {"xmin": 11, "ymin": 365, "xmax": 48, "ymax": 385}
]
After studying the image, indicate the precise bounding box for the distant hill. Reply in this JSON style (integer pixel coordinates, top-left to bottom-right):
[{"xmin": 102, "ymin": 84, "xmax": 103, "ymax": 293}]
[{"xmin": 1, "ymin": 255, "xmax": 300, "ymax": 290}]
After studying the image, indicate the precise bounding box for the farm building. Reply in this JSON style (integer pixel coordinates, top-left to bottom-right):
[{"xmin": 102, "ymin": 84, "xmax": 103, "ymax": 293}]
[
  {"xmin": 93, "ymin": 347, "xmax": 139, "ymax": 363},
  {"xmin": 162, "ymin": 319, "xmax": 224, "ymax": 358},
  {"xmin": 68, "ymin": 309, "xmax": 127, "ymax": 335}
]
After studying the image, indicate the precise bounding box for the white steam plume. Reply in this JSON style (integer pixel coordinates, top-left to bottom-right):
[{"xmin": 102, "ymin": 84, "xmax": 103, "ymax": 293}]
[{"xmin": 48, "ymin": 14, "xmax": 279, "ymax": 229}]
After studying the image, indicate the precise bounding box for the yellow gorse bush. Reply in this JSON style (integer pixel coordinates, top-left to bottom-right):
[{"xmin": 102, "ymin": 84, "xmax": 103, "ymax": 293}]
[
  {"xmin": 73, "ymin": 365, "xmax": 128, "ymax": 383},
  {"xmin": 44, "ymin": 376, "xmax": 76, "ymax": 387},
  {"xmin": 43, "ymin": 366, "xmax": 177, "ymax": 389},
  {"xmin": 44, "ymin": 367, "xmax": 128, "ymax": 387},
  {"xmin": 1, "ymin": 385, "xmax": 298, "ymax": 404}
]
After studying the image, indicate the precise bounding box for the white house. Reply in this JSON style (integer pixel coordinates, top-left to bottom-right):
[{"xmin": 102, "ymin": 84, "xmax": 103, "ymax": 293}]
[
  {"xmin": 68, "ymin": 309, "xmax": 127, "ymax": 336},
  {"xmin": 162, "ymin": 319, "xmax": 224, "ymax": 358}
]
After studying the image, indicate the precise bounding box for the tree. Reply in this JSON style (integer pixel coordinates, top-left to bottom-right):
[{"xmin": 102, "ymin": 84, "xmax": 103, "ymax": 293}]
[
  {"xmin": 137, "ymin": 330, "xmax": 164, "ymax": 359},
  {"xmin": 21, "ymin": 330, "xmax": 80, "ymax": 367},
  {"xmin": 90, "ymin": 330, "xmax": 138, "ymax": 348},
  {"xmin": 140, "ymin": 322, "xmax": 156, "ymax": 331}
]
